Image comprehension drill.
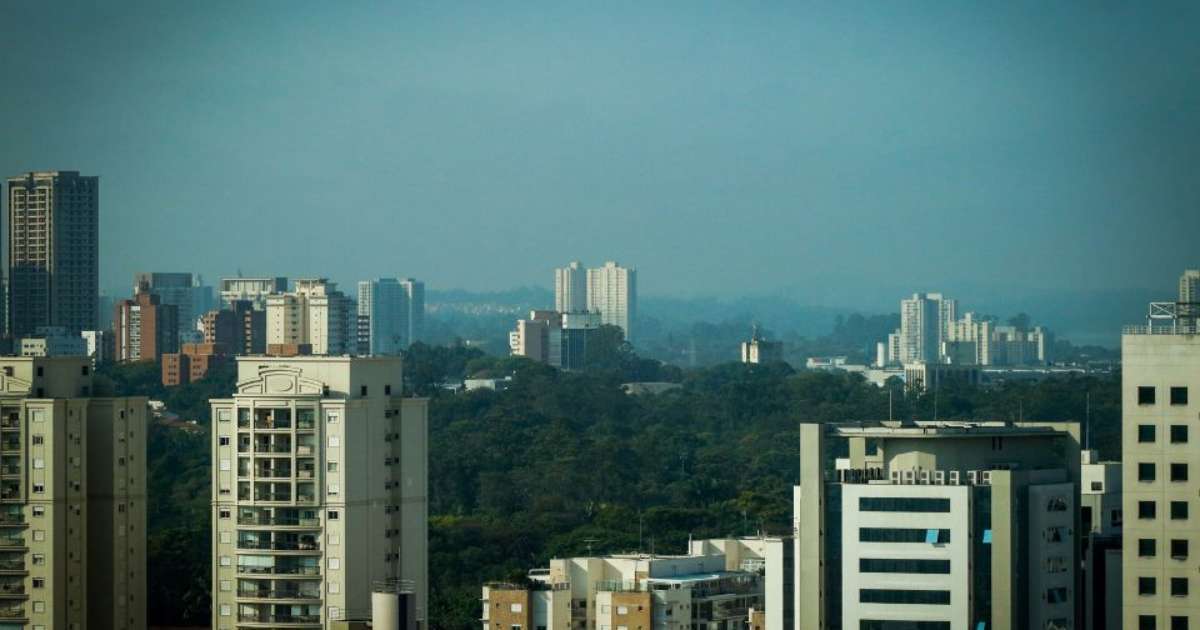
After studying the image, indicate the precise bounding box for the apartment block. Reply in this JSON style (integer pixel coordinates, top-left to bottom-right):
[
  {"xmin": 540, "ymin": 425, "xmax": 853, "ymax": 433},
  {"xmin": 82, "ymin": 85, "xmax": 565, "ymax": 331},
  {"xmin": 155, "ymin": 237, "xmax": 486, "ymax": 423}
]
[
  {"xmin": 357, "ymin": 278, "xmax": 424, "ymax": 355},
  {"xmin": 222, "ymin": 278, "xmax": 289, "ymax": 311},
  {"xmin": 1081, "ymin": 450, "xmax": 1122, "ymax": 630},
  {"xmin": 586, "ymin": 262, "xmax": 636, "ymax": 345},
  {"xmin": 554, "ymin": 262, "xmax": 587, "ymax": 314},
  {"xmin": 0, "ymin": 356, "xmax": 147, "ymax": 628},
  {"xmin": 796, "ymin": 420, "xmax": 1081, "ymax": 630},
  {"xmin": 162, "ymin": 343, "xmax": 230, "ymax": 387},
  {"xmin": 114, "ymin": 284, "xmax": 180, "ymax": 362},
  {"xmin": 1122, "ymin": 301, "xmax": 1200, "ymax": 630},
  {"xmin": 16, "ymin": 327, "xmax": 87, "ymax": 358},
  {"xmin": 133, "ymin": 272, "xmax": 195, "ymax": 343},
  {"xmin": 210, "ymin": 356, "xmax": 428, "ymax": 629},
  {"xmin": 508, "ymin": 311, "xmax": 600, "ymax": 370},
  {"xmin": 266, "ymin": 279, "xmax": 353, "ymax": 356},
  {"xmin": 6, "ymin": 172, "xmax": 99, "ymax": 337},
  {"xmin": 482, "ymin": 539, "xmax": 771, "ymax": 630},
  {"xmin": 203, "ymin": 301, "xmax": 266, "ymax": 356},
  {"xmin": 895, "ymin": 293, "xmax": 956, "ymax": 365}
]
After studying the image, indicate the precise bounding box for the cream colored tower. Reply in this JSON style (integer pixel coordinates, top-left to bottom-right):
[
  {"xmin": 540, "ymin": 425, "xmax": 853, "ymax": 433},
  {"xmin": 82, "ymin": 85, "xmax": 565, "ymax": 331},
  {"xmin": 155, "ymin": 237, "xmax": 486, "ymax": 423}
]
[
  {"xmin": 0, "ymin": 356, "xmax": 147, "ymax": 629},
  {"xmin": 1122, "ymin": 317, "xmax": 1200, "ymax": 628},
  {"xmin": 210, "ymin": 356, "xmax": 427, "ymax": 629}
]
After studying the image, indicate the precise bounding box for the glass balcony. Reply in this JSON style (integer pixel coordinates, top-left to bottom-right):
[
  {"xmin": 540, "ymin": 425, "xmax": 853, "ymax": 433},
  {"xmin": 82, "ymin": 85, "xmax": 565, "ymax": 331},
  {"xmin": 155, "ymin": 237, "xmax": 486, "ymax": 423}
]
[
  {"xmin": 254, "ymin": 409, "xmax": 292, "ymax": 430},
  {"xmin": 296, "ymin": 409, "xmax": 316, "ymax": 431}
]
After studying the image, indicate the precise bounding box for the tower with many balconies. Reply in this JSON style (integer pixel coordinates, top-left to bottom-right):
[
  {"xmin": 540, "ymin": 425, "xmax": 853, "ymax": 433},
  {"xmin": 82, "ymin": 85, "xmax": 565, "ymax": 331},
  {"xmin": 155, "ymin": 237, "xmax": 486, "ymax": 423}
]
[{"xmin": 210, "ymin": 355, "xmax": 427, "ymax": 629}]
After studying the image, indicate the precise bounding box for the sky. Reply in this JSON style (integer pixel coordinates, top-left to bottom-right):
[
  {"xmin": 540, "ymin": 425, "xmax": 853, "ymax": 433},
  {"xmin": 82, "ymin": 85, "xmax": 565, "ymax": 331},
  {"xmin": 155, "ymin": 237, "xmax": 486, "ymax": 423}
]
[{"xmin": 1, "ymin": 1, "xmax": 1197, "ymax": 308}]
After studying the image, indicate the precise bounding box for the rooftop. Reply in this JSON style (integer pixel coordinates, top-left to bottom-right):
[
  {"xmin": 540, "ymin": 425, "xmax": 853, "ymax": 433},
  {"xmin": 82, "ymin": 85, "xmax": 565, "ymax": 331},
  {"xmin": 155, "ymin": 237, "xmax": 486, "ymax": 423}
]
[
  {"xmin": 1124, "ymin": 302, "xmax": 1200, "ymax": 336},
  {"xmin": 829, "ymin": 420, "xmax": 1074, "ymax": 439}
]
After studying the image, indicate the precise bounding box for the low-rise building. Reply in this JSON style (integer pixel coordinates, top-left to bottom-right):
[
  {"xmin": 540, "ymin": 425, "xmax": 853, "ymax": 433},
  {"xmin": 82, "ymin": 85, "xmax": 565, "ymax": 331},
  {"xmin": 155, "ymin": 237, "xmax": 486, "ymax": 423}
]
[{"xmin": 509, "ymin": 311, "xmax": 600, "ymax": 370}]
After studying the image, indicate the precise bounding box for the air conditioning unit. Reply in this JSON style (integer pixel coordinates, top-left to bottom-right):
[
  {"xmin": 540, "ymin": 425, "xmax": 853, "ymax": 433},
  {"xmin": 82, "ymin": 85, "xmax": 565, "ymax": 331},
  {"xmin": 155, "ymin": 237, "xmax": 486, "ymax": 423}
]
[
  {"xmin": 903, "ymin": 470, "xmax": 916, "ymax": 484},
  {"xmin": 890, "ymin": 470, "xmax": 901, "ymax": 484},
  {"xmin": 981, "ymin": 471, "xmax": 993, "ymax": 485}
]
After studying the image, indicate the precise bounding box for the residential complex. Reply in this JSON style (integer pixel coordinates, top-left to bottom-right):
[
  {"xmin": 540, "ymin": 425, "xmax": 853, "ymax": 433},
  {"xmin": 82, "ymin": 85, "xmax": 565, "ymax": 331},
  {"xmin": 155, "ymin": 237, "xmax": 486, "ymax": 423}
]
[
  {"xmin": 202, "ymin": 300, "xmax": 267, "ymax": 356},
  {"xmin": 210, "ymin": 356, "xmax": 428, "ymax": 629},
  {"xmin": 162, "ymin": 342, "xmax": 230, "ymax": 386},
  {"xmin": 587, "ymin": 261, "xmax": 637, "ymax": 344},
  {"xmin": 221, "ymin": 277, "xmax": 289, "ymax": 311},
  {"xmin": 482, "ymin": 536, "xmax": 786, "ymax": 630},
  {"xmin": 554, "ymin": 261, "xmax": 587, "ymax": 313},
  {"xmin": 1121, "ymin": 300, "xmax": 1200, "ymax": 629},
  {"xmin": 266, "ymin": 279, "xmax": 353, "ymax": 356},
  {"xmin": 113, "ymin": 283, "xmax": 180, "ymax": 362},
  {"xmin": 894, "ymin": 293, "xmax": 956, "ymax": 365},
  {"xmin": 6, "ymin": 171, "xmax": 99, "ymax": 338},
  {"xmin": 509, "ymin": 310, "xmax": 600, "ymax": 370},
  {"xmin": 0, "ymin": 356, "xmax": 147, "ymax": 628},
  {"xmin": 796, "ymin": 420, "xmax": 1081, "ymax": 630},
  {"xmin": 884, "ymin": 293, "xmax": 1055, "ymax": 368}
]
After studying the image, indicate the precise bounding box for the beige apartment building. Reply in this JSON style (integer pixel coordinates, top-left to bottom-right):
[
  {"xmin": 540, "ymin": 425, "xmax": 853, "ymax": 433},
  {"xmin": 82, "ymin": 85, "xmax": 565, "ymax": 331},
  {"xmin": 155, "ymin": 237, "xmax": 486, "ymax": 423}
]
[
  {"xmin": 266, "ymin": 280, "xmax": 353, "ymax": 356},
  {"xmin": 210, "ymin": 356, "xmax": 427, "ymax": 629},
  {"xmin": 796, "ymin": 420, "xmax": 1081, "ymax": 630},
  {"xmin": 0, "ymin": 356, "xmax": 147, "ymax": 629},
  {"xmin": 1122, "ymin": 301, "xmax": 1200, "ymax": 630}
]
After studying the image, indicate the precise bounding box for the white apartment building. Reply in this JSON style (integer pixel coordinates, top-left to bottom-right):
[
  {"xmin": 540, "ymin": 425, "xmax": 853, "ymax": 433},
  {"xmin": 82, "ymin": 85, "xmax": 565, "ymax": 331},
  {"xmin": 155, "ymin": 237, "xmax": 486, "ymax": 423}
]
[
  {"xmin": 797, "ymin": 420, "xmax": 1081, "ymax": 630},
  {"xmin": 896, "ymin": 293, "xmax": 956, "ymax": 365},
  {"xmin": 586, "ymin": 261, "xmax": 637, "ymax": 345},
  {"xmin": 210, "ymin": 356, "xmax": 428, "ymax": 629},
  {"xmin": 222, "ymin": 277, "xmax": 289, "ymax": 310},
  {"xmin": 266, "ymin": 279, "xmax": 353, "ymax": 355},
  {"xmin": 1122, "ymin": 299, "xmax": 1200, "ymax": 630},
  {"xmin": 554, "ymin": 262, "xmax": 587, "ymax": 313}
]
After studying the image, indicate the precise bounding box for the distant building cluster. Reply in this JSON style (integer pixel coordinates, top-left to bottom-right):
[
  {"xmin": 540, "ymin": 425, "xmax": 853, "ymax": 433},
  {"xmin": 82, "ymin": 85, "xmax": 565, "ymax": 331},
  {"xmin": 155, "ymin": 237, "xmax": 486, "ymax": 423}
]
[
  {"xmin": 883, "ymin": 292, "xmax": 1054, "ymax": 368},
  {"xmin": 510, "ymin": 260, "xmax": 636, "ymax": 369}
]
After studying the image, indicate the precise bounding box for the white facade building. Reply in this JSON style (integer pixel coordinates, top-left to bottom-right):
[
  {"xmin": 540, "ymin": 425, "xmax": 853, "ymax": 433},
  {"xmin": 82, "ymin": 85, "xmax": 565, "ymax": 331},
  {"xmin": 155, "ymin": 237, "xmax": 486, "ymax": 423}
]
[
  {"xmin": 554, "ymin": 261, "xmax": 587, "ymax": 313},
  {"xmin": 210, "ymin": 356, "xmax": 428, "ymax": 629},
  {"xmin": 222, "ymin": 277, "xmax": 289, "ymax": 310},
  {"xmin": 266, "ymin": 279, "xmax": 352, "ymax": 355},
  {"xmin": 586, "ymin": 261, "xmax": 637, "ymax": 344},
  {"xmin": 897, "ymin": 293, "xmax": 956, "ymax": 365}
]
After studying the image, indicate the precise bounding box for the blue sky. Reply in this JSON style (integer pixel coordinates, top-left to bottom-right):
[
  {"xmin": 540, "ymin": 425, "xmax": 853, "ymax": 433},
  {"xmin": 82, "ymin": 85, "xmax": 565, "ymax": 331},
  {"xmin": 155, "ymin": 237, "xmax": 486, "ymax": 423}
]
[{"xmin": 2, "ymin": 2, "xmax": 1197, "ymax": 307}]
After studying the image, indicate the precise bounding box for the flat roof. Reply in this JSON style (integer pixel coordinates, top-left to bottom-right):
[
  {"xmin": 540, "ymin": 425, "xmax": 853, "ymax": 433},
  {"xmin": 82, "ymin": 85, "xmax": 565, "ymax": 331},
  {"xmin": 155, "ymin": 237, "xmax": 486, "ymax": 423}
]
[{"xmin": 828, "ymin": 420, "xmax": 1074, "ymax": 439}]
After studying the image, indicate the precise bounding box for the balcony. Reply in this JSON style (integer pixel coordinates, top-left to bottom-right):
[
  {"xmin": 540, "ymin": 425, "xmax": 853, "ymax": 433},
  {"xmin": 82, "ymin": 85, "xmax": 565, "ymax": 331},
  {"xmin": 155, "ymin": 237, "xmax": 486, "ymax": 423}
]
[
  {"xmin": 0, "ymin": 559, "xmax": 25, "ymax": 573},
  {"xmin": 254, "ymin": 409, "xmax": 293, "ymax": 430},
  {"xmin": 0, "ymin": 604, "xmax": 24, "ymax": 619},
  {"xmin": 0, "ymin": 418, "xmax": 18, "ymax": 431},
  {"xmin": 253, "ymin": 467, "xmax": 294, "ymax": 479},
  {"xmin": 237, "ymin": 587, "xmax": 321, "ymax": 600},
  {"xmin": 296, "ymin": 411, "xmax": 316, "ymax": 431},
  {"xmin": 0, "ymin": 442, "xmax": 18, "ymax": 454},
  {"xmin": 252, "ymin": 491, "xmax": 293, "ymax": 503},
  {"xmin": 237, "ymin": 564, "xmax": 321, "ymax": 577},
  {"xmin": 0, "ymin": 466, "xmax": 19, "ymax": 478},
  {"xmin": 238, "ymin": 613, "xmax": 321, "ymax": 624},
  {"xmin": 238, "ymin": 515, "xmax": 320, "ymax": 527},
  {"xmin": 0, "ymin": 581, "xmax": 24, "ymax": 597},
  {"xmin": 237, "ymin": 539, "xmax": 319, "ymax": 551},
  {"xmin": 253, "ymin": 442, "xmax": 292, "ymax": 455}
]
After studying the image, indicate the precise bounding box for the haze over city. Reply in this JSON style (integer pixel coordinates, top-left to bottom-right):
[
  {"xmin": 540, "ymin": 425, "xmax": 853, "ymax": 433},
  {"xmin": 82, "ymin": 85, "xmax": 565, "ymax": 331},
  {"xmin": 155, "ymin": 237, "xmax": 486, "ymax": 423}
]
[{"xmin": 2, "ymin": 2, "xmax": 1197, "ymax": 310}]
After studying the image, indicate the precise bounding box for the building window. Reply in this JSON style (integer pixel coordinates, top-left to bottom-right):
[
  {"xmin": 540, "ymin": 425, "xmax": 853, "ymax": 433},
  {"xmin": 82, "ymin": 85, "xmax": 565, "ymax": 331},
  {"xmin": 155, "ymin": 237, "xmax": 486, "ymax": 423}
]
[
  {"xmin": 1139, "ymin": 616, "xmax": 1156, "ymax": 630},
  {"xmin": 859, "ymin": 497, "xmax": 951, "ymax": 513},
  {"xmin": 360, "ymin": 385, "xmax": 368, "ymax": 396},
  {"xmin": 859, "ymin": 589, "xmax": 951, "ymax": 605},
  {"xmin": 32, "ymin": 435, "xmax": 43, "ymax": 445},
  {"xmin": 1172, "ymin": 425, "xmax": 1189, "ymax": 444},
  {"xmin": 220, "ymin": 604, "xmax": 231, "ymax": 616},
  {"xmin": 219, "ymin": 509, "xmax": 230, "ymax": 519},
  {"xmin": 328, "ymin": 558, "xmax": 340, "ymax": 570},
  {"xmin": 1140, "ymin": 501, "xmax": 1157, "ymax": 520},
  {"xmin": 1171, "ymin": 387, "xmax": 1189, "ymax": 406},
  {"xmin": 219, "ymin": 436, "xmax": 231, "ymax": 446},
  {"xmin": 1173, "ymin": 463, "xmax": 1189, "ymax": 482},
  {"xmin": 328, "ymin": 510, "xmax": 339, "ymax": 520},
  {"xmin": 385, "ymin": 385, "xmax": 392, "ymax": 395},
  {"xmin": 32, "ymin": 578, "xmax": 44, "ymax": 589},
  {"xmin": 1172, "ymin": 616, "xmax": 1189, "ymax": 630},
  {"xmin": 1172, "ymin": 578, "xmax": 1189, "ymax": 597},
  {"xmin": 1046, "ymin": 587, "xmax": 1068, "ymax": 604},
  {"xmin": 1173, "ymin": 501, "xmax": 1190, "ymax": 520},
  {"xmin": 1140, "ymin": 538, "xmax": 1157, "ymax": 557},
  {"xmin": 1139, "ymin": 425, "xmax": 1157, "ymax": 443},
  {"xmin": 33, "ymin": 601, "xmax": 45, "ymax": 613},
  {"xmin": 327, "ymin": 462, "xmax": 338, "ymax": 473},
  {"xmin": 32, "ymin": 554, "xmax": 45, "ymax": 565},
  {"xmin": 511, "ymin": 603, "xmax": 524, "ymax": 613},
  {"xmin": 859, "ymin": 558, "xmax": 951, "ymax": 574},
  {"xmin": 1140, "ymin": 463, "xmax": 1157, "ymax": 482},
  {"xmin": 1140, "ymin": 386, "xmax": 1157, "ymax": 405},
  {"xmin": 1172, "ymin": 539, "xmax": 1188, "ymax": 560},
  {"xmin": 859, "ymin": 528, "xmax": 950, "ymax": 543},
  {"xmin": 1141, "ymin": 577, "xmax": 1158, "ymax": 596}
]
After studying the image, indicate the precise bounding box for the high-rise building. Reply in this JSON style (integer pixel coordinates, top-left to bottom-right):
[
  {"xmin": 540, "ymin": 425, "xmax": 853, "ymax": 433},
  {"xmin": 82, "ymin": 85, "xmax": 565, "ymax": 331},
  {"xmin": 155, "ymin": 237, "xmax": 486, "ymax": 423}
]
[
  {"xmin": 6, "ymin": 171, "xmax": 99, "ymax": 337},
  {"xmin": 134, "ymin": 272, "xmax": 194, "ymax": 344},
  {"xmin": 586, "ymin": 261, "xmax": 636, "ymax": 344},
  {"xmin": 554, "ymin": 261, "xmax": 587, "ymax": 313},
  {"xmin": 220, "ymin": 277, "xmax": 288, "ymax": 310},
  {"xmin": 203, "ymin": 300, "xmax": 267, "ymax": 356},
  {"xmin": 896, "ymin": 293, "xmax": 956, "ymax": 365},
  {"xmin": 358, "ymin": 279, "xmax": 406, "ymax": 355},
  {"xmin": 266, "ymin": 279, "xmax": 352, "ymax": 355},
  {"xmin": 15, "ymin": 326, "xmax": 88, "ymax": 357},
  {"xmin": 509, "ymin": 311, "xmax": 600, "ymax": 370},
  {"xmin": 0, "ymin": 356, "xmax": 147, "ymax": 628},
  {"xmin": 1121, "ymin": 299, "xmax": 1200, "ymax": 629},
  {"xmin": 209, "ymin": 356, "xmax": 428, "ymax": 628},
  {"xmin": 114, "ymin": 283, "xmax": 180, "ymax": 362},
  {"xmin": 796, "ymin": 420, "xmax": 1081, "ymax": 630},
  {"xmin": 741, "ymin": 326, "xmax": 784, "ymax": 364},
  {"xmin": 1080, "ymin": 450, "xmax": 1122, "ymax": 630},
  {"xmin": 398, "ymin": 279, "xmax": 425, "ymax": 347},
  {"xmin": 1180, "ymin": 270, "xmax": 1200, "ymax": 304}
]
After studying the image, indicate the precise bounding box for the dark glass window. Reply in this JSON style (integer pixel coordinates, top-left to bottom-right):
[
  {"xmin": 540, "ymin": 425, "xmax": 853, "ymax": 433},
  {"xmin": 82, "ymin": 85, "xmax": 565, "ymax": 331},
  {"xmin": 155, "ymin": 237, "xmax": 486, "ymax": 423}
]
[
  {"xmin": 859, "ymin": 558, "xmax": 951, "ymax": 574},
  {"xmin": 1171, "ymin": 387, "xmax": 1188, "ymax": 406},
  {"xmin": 1172, "ymin": 616, "xmax": 1188, "ymax": 630},
  {"xmin": 1140, "ymin": 577, "xmax": 1157, "ymax": 595},
  {"xmin": 1140, "ymin": 538, "xmax": 1157, "ymax": 557},
  {"xmin": 1139, "ymin": 616, "xmax": 1155, "ymax": 630},
  {"xmin": 1173, "ymin": 501, "xmax": 1189, "ymax": 520},
  {"xmin": 859, "ymin": 528, "xmax": 950, "ymax": 543},
  {"xmin": 1172, "ymin": 539, "xmax": 1188, "ymax": 560},
  {"xmin": 1173, "ymin": 463, "xmax": 1189, "ymax": 482},
  {"xmin": 859, "ymin": 497, "xmax": 951, "ymax": 513},
  {"xmin": 860, "ymin": 622, "xmax": 950, "ymax": 630},
  {"xmin": 1140, "ymin": 463, "xmax": 1157, "ymax": 482},
  {"xmin": 1140, "ymin": 386, "xmax": 1157, "ymax": 405},
  {"xmin": 1139, "ymin": 425, "xmax": 1157, "ymax": 443},
  {"xmin": 1172, "ymin": 577, "xmax": 1188, "ymax": 597},
  {"xmin": 859, "ymin": 589, "xmax": 950, "ymax": 605},
  {"xmin": 1172, "ymin": 425, "xmax": 1189, "ymax": 444},
  {"xmin": 1140, "ymin": 501, "xmax": 1157, "ymax": 519}
]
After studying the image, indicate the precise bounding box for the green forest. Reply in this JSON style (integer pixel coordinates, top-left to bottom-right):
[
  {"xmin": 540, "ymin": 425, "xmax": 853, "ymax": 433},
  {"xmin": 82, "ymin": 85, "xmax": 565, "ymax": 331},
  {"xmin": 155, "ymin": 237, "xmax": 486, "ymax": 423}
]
[{"xmin": 126, "ymin": 344, "xmax": 1121, "ymax": 629}]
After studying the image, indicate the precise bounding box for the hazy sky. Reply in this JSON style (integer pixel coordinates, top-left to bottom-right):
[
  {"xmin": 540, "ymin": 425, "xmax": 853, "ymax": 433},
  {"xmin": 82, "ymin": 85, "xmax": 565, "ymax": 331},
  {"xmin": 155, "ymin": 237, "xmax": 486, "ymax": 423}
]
[{"xmin": 2, "ymin": 2, "xmax": 1197, "ymax": 304}]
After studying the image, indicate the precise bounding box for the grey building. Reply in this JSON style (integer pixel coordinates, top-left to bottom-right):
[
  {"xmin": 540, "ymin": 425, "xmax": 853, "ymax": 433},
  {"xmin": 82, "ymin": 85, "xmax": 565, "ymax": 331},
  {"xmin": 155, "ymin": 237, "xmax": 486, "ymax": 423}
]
[{"xmin": 6, "ymin": 172, "xmax": 99, "ymax": 337}]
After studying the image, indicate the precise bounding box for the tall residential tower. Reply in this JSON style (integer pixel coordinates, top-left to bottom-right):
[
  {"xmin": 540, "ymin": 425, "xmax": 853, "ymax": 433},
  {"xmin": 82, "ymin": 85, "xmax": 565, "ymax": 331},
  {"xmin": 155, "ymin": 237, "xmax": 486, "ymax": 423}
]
[
  {"xmin": 586, "ymin": 261, "xmax": 637, "ymax": 344},
  {"xmin": 554, "ymin": 262, "xmax": 587, "ymax": 313}
]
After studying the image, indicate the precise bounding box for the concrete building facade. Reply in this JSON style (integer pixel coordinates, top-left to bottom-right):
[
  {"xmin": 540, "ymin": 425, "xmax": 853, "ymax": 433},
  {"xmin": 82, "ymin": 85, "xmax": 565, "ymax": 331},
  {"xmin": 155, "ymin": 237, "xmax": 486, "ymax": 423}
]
[
  {"xmin": 554, "ymin": 262, "xmax": 587, "ymax": 314},
  {"xmin": 134, "ymin": 272, "xmax": 195, "ymax": 344},
  {"xmin": 221, "ymin": 278, "xmax": 289, "ymax": 311},
  {"xmin": 266, "ymin": 280, "xmax": 352, "ymax": 356},
  {"xmin": 796, "ymin": 420, "xmax": 1081, "ymax": 630},
  {"xmin": 114, "ymin": 285, "xmax": 180, "ymax": 362},
  {"xmin": 6, "ymin": 172, "xmax": 99, "ymax": 338},
  {"xmin": 210, "ymin": 356, "xmax": 428, "ymax": 629},
  {"xmin": 1121, "ymin": 313, "xmax": 1200, "ymax": 629},
  {"xmin": 0, "ymin": 356, "xmax": 147, "ymax": 629},
  {"xmin": 357, "ymin": 279, "xmax": 423, "ymax": 355},
  {"xmin": 897, "ymin": 293, "xmax": 956, "ymax": 365}
]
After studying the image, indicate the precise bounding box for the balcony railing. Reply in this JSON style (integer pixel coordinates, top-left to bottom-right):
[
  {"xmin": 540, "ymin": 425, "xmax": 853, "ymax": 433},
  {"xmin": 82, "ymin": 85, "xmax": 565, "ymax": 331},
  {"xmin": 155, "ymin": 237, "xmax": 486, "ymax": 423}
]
[
  {"xmin": 238, "ymin": 516, "xmax": 320, "ymax": 527},
  {"xmin": 237, "ymin": 540, "xmax": 319, "ymax": 552},
  {"xmin": 0, "ymin": 443, "xmax": 18, "ymax": 453},
  {"xmin": 0, "ymin": 420, "xmax": 19, "ymax": 430},
  {"xmin": 238, "ymin": 613, "xmax": 321, "ymax": 624},
  {"xmin": 0, "ymin": 560, "xmax": 24, "ymax": 572},
  {"xmin": 0, "ymin": 583, "xmax": 24, "ymax": 595},
  {"xmin": 237, "ymin": 588, "xmax": 321, "ymax": 600},
  {"xmin": 237, "ymin": 565, "xmax": 321, "ymax": 576},
  {"xmin": 254, "ymin": 444, "xmax": 292, "ymax": 454},
  {"xmin": 0, "ymin": 467, "xmax": 19, "ymax": 476},
  {"xmin": 253, "ymin": 469, "xmax": 294, "ymax": 479},
  {"xmin": 0, "ymin": 605, "xmax": 23, "ymax": 618},
  {"xmin": 254, "ymin": 418, "xmax": 293, "ymax": 430}
]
